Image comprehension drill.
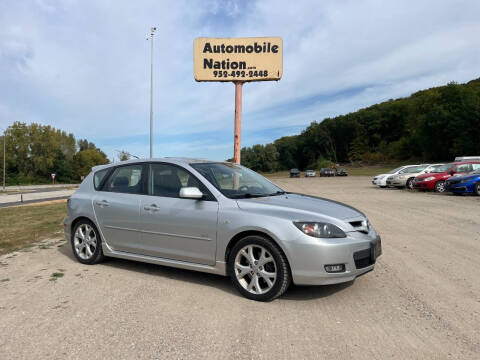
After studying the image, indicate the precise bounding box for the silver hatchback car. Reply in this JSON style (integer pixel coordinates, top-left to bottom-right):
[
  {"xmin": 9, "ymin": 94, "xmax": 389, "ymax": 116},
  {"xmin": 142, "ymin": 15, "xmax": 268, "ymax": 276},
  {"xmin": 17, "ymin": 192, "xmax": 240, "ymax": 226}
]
[{"xmin": 64, "ymin": 158, "xmax": 382, "ymax": 301}]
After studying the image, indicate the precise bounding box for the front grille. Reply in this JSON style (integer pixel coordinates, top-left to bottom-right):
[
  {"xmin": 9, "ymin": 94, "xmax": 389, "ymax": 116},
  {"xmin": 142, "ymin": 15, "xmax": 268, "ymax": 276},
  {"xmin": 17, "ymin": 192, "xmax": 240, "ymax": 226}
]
[
  {"xmin": 448, "ymin": 180, "xmax": 460, "ymax": 185},
  {"xmin": 353, "ymin": 248, "xmax": 374, "ymax": 269}
]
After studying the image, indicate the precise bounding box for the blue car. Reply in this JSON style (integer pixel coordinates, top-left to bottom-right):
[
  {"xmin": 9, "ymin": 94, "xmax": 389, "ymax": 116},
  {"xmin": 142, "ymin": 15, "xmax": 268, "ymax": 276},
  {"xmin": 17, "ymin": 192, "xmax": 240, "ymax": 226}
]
[{"xmin": 445, "ymin": 169, "xmax": 480, "ymax": 195}]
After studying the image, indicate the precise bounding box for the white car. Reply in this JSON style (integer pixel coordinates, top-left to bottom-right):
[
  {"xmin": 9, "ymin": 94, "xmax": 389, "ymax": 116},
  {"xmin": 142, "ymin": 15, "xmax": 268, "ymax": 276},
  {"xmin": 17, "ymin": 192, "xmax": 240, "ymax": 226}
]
[{"xmin": 372, "ymin": 165, "xmax": 417, "ymax": 187}]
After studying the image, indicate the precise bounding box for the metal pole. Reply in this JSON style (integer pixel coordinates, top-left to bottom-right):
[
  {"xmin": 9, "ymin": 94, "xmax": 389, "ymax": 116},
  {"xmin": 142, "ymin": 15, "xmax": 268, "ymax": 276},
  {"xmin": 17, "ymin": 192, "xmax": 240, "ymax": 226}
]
[
  {"xmin": 149, "ymin": 27, "xmax": 156, "ymax": 159},
  {"xmin": 233, "ymin": 82, "xmax": 243, "ymax": 164}
]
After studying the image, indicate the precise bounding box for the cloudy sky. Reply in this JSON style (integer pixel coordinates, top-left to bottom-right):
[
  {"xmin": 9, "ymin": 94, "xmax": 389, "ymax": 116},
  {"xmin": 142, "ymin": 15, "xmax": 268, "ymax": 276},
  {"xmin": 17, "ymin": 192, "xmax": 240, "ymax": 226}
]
[{"xmin": 1, "ymin": 0, "xmax": 479, "ymax": 161}]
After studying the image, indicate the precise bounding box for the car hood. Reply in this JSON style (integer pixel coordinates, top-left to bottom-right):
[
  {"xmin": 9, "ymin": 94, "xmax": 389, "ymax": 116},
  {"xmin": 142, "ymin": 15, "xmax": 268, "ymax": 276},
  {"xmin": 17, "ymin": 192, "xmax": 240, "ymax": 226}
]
[
  {"xmin": 236, "ymin": 193, "xmax": 364, "ymax": 221},
  {"xmin": 416, "ymin": 172, "xmax": 445, "ymax": 179},
  {"xmin": 448, "ymin": 174, "xmax": 479, "ymax": 181}
]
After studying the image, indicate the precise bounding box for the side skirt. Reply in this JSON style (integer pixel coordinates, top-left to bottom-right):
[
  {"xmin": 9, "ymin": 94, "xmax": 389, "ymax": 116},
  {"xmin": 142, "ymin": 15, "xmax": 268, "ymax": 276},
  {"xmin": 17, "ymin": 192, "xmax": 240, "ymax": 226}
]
[{"xmin": 102, "ymin": 241, "xmax": 227, "ymax": 276}]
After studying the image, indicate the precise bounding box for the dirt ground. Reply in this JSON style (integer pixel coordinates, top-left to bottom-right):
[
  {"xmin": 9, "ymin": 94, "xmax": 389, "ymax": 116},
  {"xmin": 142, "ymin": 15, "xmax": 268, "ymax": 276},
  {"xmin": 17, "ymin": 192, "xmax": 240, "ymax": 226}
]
[{"xmin": 0, "ymin": 176, "xmax": 479, "ymax": 359}]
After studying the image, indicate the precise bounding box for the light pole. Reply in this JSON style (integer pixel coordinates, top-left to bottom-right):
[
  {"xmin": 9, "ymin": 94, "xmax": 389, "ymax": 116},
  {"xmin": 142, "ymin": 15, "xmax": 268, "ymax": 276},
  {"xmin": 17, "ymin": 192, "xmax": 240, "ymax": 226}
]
[
  {"xmin": 147, "ymin": 26, "xmax": 157, "ymax": 158},
  {"xmin": 1, "ymin": 127, "xmax": 6, "ymax": 191}
]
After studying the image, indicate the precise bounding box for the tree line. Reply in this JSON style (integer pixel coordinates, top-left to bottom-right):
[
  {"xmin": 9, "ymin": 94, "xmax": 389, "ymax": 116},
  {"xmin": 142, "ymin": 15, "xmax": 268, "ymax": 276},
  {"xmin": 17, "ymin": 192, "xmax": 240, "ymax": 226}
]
[
  {"xmin": 0, "ymin": 122, "xmax": 109, "ymax": 185},
  {"xmin": 239, "ymin": 78, "xmax": 480, "ymax": 172}
]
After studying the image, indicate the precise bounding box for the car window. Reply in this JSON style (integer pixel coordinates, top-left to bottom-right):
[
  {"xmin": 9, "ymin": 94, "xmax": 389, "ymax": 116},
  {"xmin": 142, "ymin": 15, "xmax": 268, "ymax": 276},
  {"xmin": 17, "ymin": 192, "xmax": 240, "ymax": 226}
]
[
  {"xmin": 149, "ymin": 163, "xmax": 203, "ymax": 198},
  {"xmin": 93, "ymin": 168, "xmax": 109, "ymax": 190},
  {"xmin": 455, "ymin": 164, "xmax": 472, "ymax": 173},
  {"xmin": 105, "ymin": 165, "xmax": 144, "ymax": 194},
  {"xmin": 471, "ymin": 164, "xmax": 480, "ymax": 171}
]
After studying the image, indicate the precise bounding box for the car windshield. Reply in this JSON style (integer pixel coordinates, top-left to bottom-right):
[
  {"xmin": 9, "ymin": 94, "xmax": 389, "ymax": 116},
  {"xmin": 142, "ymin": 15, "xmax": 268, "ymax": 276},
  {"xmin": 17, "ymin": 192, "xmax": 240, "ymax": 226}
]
[
  {"xmin": 426, "ymin": 164, "xmax": 444, "ymax": 172},
  {"xmin": 404, "ymin": 166, "xmax": 421, "ymax": 173},
  {"xmin": 431, "ymin": 164, "xmax": 453, "ymax": 173},
  {"xmin": 191, "ymin": 162, "xmax": 285, "ymax": 199},
  {"xmin": 414, "ymin": 165, "xmax": 429, "ymax": 172},
  {"xmin": 388, "ymin": 167, "xmax": 404, "ymax": 174},
  {"xmin": 470, "ymin": 169, "xmax": 480, "ymax": 175}
]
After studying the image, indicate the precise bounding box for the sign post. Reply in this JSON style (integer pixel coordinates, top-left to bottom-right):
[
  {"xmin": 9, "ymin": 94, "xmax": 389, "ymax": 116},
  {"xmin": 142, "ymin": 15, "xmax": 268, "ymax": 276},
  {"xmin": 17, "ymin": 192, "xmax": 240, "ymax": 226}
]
[
  {"xmin": 194, "ymin": 37, "xmax": 282, "ymax": 164},
  {"xmin": 51, "ymin": 173, "xmax": 56, "ymax": 185},
  {"xmin": 234, "ymin": 81, "xmax": 243, "ymax": 164}
]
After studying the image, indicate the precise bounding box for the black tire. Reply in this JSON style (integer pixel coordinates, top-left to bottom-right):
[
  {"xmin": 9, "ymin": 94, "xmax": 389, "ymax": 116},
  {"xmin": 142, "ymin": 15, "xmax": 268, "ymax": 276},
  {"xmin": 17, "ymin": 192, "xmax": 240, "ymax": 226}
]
[
  {"xmin": 228, "ymin": 235, "xmax": 291, "ymax": 302},
  {"xmin": 71, "ymin": 219, "xmax": 104, "ymax": 265},
  {"xmin": 406, "ymin": 178, "xmax": 414, "ymax": 190},
  {"xmin": 434, "ymin": 180, "xmax": 446, "ymax": 193},
  {"xmin": 474, "ymin": 183, "xmax": 480, "ymax": 196}
]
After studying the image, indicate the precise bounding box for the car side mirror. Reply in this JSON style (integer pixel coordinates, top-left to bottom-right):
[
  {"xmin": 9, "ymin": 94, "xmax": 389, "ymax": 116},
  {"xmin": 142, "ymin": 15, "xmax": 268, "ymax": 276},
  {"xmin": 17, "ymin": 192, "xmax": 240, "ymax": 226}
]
[
  {"xmin": 179, "ymin": 187, "xmax": 204, "ymax": 199},
  {"xmin": 449, "ymin": 170, "xmax": 455, "ymax": 175}
]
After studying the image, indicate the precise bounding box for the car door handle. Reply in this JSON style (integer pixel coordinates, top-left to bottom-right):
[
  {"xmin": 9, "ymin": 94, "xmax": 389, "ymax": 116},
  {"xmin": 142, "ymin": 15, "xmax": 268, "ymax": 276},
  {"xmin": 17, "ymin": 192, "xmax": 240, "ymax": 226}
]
[
  {"xmin": 95, "ymin": 200, "xmax": 110, "ymax": 207},
  {"xmin": 144, "ymin": 204, "xmax": 160, "ymax": 212}
]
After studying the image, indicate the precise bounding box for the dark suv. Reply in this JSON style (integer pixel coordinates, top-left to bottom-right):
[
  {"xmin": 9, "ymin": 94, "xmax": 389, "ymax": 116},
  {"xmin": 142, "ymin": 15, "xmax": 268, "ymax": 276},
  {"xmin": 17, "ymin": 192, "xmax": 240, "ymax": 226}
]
[
  {"xmin": 320, "ymin": 168, "xmax": 335, "ymax": 177},
  {"xmin": 290, "ymin": 168, "xmax": 300, "ymax": 178}
]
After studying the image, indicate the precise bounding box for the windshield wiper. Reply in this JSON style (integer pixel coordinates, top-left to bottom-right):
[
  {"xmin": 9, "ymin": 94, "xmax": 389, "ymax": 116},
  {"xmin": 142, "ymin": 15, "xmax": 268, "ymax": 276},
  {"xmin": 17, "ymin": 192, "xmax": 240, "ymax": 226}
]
[
  {"xmin": 230, "ymin": 193, "xmax": 266, "ymax": 199},
  {"xmin": 267, "ymin": 191, "xmax": 287, "ymax": 196}
]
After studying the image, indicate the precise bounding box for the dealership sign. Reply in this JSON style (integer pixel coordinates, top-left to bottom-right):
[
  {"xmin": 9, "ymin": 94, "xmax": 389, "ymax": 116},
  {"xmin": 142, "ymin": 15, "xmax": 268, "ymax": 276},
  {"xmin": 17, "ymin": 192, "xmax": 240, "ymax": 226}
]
[{"xmin": 194, "ymin": 37, "xmax": 283, "ymax": 82}]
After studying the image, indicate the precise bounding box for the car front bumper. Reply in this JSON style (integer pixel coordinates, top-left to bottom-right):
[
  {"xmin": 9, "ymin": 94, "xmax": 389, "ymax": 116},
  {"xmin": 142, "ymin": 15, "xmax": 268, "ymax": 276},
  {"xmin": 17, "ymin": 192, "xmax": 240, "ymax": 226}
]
[
  {"xmin": 285, "ymin": 231, "xmax": 382, "ymax": 286},
  {"xmin": 372, "ymin": 178, "xmax": 387, "ymax": 186},
  {"xmin": 386, "ymin": 179, "xmax": 407, "ymax": 187},
  {"xmin": 446, "ymin": 182, "xmax": 474, "ymax": 193}
]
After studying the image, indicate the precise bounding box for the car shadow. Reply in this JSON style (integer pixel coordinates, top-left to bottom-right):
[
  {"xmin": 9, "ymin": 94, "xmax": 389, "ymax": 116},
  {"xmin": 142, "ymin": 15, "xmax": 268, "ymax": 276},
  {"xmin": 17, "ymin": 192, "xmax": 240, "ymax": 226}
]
[
  {"xmin": 57, "ymin": 244, "xmax": 354, "ymax": 301},
  {"xmin": 281, "ymin": 281, "xmax": 354, "ymax": 301},
  {"xmin": 57, "ymin": 244, "xmax": 239, "ymax": 297}
]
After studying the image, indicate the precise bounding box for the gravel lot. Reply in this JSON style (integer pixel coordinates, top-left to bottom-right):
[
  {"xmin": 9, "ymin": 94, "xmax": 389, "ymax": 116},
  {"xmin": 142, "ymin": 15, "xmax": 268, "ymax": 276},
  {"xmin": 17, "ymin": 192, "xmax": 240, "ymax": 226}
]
[{"xmin": 0, "ymin": 176, "xmax": 479, "ymax": 359}]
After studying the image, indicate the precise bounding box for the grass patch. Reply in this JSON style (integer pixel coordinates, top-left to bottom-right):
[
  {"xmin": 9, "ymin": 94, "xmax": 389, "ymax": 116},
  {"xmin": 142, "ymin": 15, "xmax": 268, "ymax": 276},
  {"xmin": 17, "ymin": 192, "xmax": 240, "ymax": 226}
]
[
  {"xmin": 50, "ymin": 272, "xmax": 64, "ymax": 281},
  {"xmin": 341, "ymin": 164, "xmax": 404, "ymax": 177},
  {"xmin": 0, "ymin": 202, "xmax": 67, "ymax": 255}
]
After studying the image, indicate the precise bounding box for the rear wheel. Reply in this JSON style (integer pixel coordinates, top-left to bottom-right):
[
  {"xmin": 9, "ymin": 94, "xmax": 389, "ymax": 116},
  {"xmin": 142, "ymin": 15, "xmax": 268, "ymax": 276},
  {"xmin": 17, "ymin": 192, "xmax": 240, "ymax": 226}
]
[
  {"xmin": 228, "ymin": 235, "xmax": 290, "ymax": 301},
  {"xmin": 474, "ymin": 183, "xmax": 480, "ymax": 196},
  {"xmin": 434, "ymin": 180, "xmax": 446, "ymax": 193},
  {"xmin": 406, "ymin": 178, "xmax": 415, "ymax": 190},
  {"xmin": 71, "ymin": 220, "xmax": 104, "ymax": 265}
]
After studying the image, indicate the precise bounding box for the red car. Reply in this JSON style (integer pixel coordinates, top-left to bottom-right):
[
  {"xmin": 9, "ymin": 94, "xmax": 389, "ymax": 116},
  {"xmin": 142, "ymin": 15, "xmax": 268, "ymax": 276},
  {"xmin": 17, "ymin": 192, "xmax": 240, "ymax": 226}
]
[{"xmin": 413, "ymin": 161, "xmax": 480, "ymax": 192}]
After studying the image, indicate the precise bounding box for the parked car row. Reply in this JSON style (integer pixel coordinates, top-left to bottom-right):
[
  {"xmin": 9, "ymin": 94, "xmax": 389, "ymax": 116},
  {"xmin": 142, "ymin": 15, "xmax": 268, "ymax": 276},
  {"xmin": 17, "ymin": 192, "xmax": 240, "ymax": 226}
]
[
  {"xmin": 372, "ymin": 159, "xmax": 480, "ymax": 195},
  {"xmin": 290, "ymin": 168, "xmax": 348, "ymax": 178}
]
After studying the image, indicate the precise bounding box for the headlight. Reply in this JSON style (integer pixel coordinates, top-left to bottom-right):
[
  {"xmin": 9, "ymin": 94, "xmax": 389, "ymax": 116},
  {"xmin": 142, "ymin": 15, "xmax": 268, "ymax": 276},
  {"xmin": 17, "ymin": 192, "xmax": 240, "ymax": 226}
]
[
  {"xmin": 294, "ymin": 222, "xmax": 346, "ymax": 238},
  {"xmin": 424, "ymin": 176, "xmax": 435, "ymax": 181},
  {"xmin": 460, "ymin": 179, "xmax": 470, "ymax": 183}
]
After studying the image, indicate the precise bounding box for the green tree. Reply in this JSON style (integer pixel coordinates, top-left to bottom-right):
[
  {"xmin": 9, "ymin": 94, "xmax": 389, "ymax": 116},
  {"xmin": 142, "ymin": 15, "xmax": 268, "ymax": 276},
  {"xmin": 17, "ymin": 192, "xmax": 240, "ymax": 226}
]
[{"xmin": 73, "ymin": 149, "xmax": 109, "ymax": 179}]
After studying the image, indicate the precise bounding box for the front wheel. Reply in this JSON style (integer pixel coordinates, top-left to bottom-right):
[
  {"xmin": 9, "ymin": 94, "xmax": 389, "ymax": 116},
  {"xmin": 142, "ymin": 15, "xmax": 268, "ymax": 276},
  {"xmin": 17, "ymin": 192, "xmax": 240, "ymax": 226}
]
[
  {"xmin": 406, "ymin": 178, "xmax": 415, "ymax": 190},
  {"xmin": 434, "ymin": 180, "xmax": 446, "ymax": 193},
  {"xmin": 474, "ymin": 183, "xmax": 480, "ymax": 196},
  {"xmin": 228, "ymin": 235, "xmax": 291, "ymax": 301}
]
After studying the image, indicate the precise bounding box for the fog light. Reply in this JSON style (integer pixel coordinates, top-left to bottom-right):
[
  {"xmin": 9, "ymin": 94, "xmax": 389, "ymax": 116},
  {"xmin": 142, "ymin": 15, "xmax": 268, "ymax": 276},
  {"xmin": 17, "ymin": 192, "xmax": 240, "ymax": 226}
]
[{"xmin": 324, "ymin": 264, "xmax": 345, "ymax": 273}]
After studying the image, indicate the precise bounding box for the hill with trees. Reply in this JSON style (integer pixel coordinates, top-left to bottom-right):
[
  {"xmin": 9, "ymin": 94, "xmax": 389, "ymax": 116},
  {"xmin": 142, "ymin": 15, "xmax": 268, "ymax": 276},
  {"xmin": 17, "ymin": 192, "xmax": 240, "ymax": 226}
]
[
  {"xmin": 0, "ymin": 122, "xmax": 108, "ymax": 185},
  {"xmin": 239, "ymin": 78, "xmax": 480, "ymax": 172}
]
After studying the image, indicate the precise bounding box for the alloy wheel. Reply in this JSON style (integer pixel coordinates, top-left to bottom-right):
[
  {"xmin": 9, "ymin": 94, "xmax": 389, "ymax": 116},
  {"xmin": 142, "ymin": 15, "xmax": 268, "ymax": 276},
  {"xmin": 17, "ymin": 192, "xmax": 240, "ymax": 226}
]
[
  {"xmin": 407, "ymin": 179, "xmax": 414, "ymax": 189},
  {"xmin": 234, "ymin": 245, "xmax": 277, "ymax": 295},
  {"xmin": 435, "ymin": 181, "xmax": 446, "ymax": 193},
  {"xmin": 73, "ymin": 224, "xmax": 97, "ymax": 260}
]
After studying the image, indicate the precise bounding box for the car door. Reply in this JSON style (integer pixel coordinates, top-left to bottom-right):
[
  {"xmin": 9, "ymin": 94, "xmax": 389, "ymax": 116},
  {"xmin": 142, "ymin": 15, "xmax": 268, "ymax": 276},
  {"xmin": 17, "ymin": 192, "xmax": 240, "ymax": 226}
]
[
  {"xmin": 138, "ymin": 163, "xmax": 218, "ymax": 265},
  {"xmin": 92, "ymin": 163, "xmax": 146, "ymax": 254}
]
